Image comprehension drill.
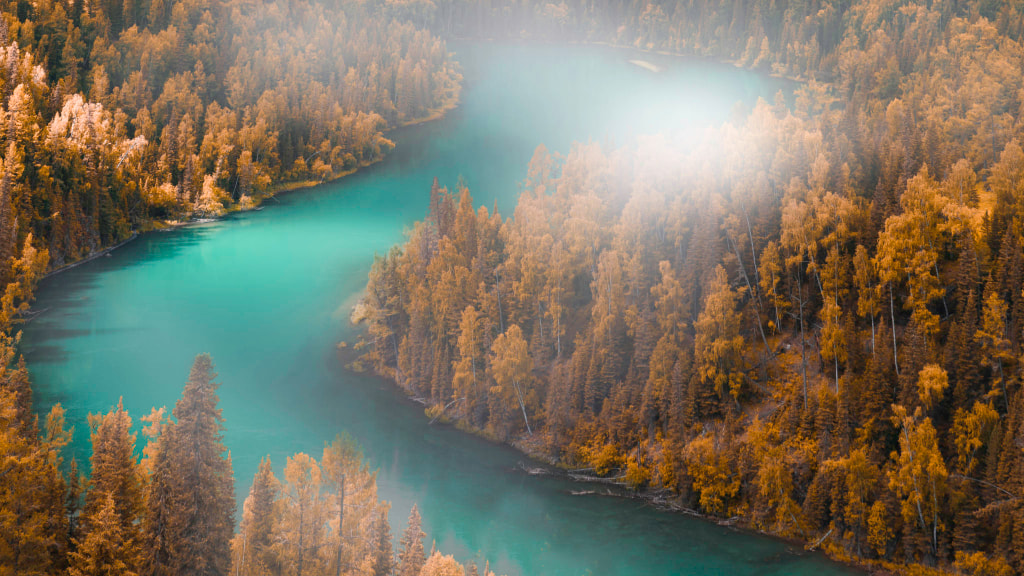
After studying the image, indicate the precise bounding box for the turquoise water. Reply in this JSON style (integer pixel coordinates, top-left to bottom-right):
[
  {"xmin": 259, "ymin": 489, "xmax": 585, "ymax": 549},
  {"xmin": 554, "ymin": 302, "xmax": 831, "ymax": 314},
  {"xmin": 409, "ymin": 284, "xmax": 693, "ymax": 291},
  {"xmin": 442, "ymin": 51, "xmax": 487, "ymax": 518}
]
[{"xmin": 21, "ymin": 42, "xmax": 859, "ymax": 575}]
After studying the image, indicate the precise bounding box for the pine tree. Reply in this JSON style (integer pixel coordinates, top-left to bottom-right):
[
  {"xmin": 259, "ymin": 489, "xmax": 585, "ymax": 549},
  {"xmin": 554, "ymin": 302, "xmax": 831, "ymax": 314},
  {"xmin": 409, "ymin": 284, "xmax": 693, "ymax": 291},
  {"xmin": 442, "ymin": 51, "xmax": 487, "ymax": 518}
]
[
  {"xmin": 488, "ymin": 325, "xmax": 534, "ymax": 436},
  {"xmin": 1, "ymin": 354, "xmax": 33, "ymax": 437},
  {"xmin": 976, "ymin": 289, "xmax": 1013, "ymax": 412},
  {"xmin": 370, "ymin": 511, "xmax": 394, "ymax": 576},
  {"xmin": 0, "ymin": 150, "xmax": 15, "ymax": 286},
  {"xmin": 68, "ymin": 494, "xmax": 138, "ymax": 576},
  {"xmin": 888, "ymin": 405, "xmax": 948, "ymax": 560},
  {"xmin": 693, "ymin": 265, "xmax": 744, "ymax": 404},
  {"xmin": 83, "ymin": 399, "xmax": 143, "ymax": 533},
  {"xmin": 995, "ymin": 389, "xmax": 1024, "ymax": 571},
  {"xmin": 420, "ymin": 551, "xmax": 465, "ymax": 576},
  {"xmin": 321, "ymin": 432, "xmax": 384, "ymax": 576},
  {"xmin": 232, "ymin": 457, "xmax": 280, "ymax": 576},
  {"xmin": 0, "ymin": 341, "xmax": 66, "ymax": 575},
  {"xmin": 397, "ymin": 504, "xmax": 426, "ymax": 576},
  {"xmin": 948, "ymin": 289, "xmax": 982, "ymax": 409},
  {"xmin": 453, "ymin": 305, "xmax": 484, "ymax": 420},
  {"xmin": 141, "ymin": 420, "xmax": 177, "ymax": 576},
  {"xmin": 65, "ymin": 457, "xmax": 86, "ymax": 547},
  {"xmin": 77, "ymin": 399, "xmax": 143, "ymax": 574},
  {"xmin": 278, "ymin": 453, "xmax": 327, "ymax": 576},
  {"xmin": 143, "ymin": 354, "xmax": 235, "ymax": 576}
]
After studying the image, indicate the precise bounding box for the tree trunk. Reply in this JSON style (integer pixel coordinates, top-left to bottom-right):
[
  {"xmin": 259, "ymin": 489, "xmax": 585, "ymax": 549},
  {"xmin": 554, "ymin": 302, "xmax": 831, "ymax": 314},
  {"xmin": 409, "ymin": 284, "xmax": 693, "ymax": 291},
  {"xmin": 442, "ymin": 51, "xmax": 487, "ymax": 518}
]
[
  {"xmin": 513, "ymin": 378, "xmax": 532, "ymax": 434},
  {"xmin": 890, "ymin": 283, "xmax": 900, "ymax": 375},
  {"xmin": 335, "ymin": 475, "xmax": 345, "ymax": 576},
  {"xmin": 797, "ymin": 274, "xmax": 809, "ymax": 411},
  {"xmin": 869, "ymin": 313, "xmax": 876, "ymax": 358},
  {"xmin": 729, "ymin": 235, "xmax": 771, "ymax": 357},
  {"xmin": 495, "ymin": 269, "xmax": 504, "ymax": 333},
  {"xmin": 298, "ymin": 500, "xmax": 305, "ymax": 576}
]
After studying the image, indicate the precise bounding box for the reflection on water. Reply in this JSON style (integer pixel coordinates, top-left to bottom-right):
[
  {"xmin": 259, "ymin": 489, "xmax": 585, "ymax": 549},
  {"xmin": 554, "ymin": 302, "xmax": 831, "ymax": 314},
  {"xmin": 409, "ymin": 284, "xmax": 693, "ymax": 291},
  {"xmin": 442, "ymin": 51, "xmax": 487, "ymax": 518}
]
[{"xmin": 20, "ymin": 42, "xmax": 857, "ymax": 576}]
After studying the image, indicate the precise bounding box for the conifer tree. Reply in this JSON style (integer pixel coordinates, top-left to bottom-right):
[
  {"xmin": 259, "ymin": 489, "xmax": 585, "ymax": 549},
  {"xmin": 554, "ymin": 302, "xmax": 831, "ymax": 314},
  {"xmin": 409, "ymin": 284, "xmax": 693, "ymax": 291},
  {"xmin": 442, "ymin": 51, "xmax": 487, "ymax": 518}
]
[
  {"xmin": 68, "ymin": 494, "xmax": 138, "ymax": 576},
  {"xmin": 321, "ymin": 432, "xmax": 383, "ymax": 576},
  {"xmin": 278, "ymin": 453, "xmax": 327, "ymax": 576},
  {"xmin": 694, "ymin": 266, "xmax": 745, "ymax": 404},
  {"xmin": 143, "ymin": 354, "xmax": 235, "ymax": 576},
  {"xmin": 397, "ymin": 504, "xmax": 426, "ymax": 576},
  {"xmin": 488, "ymin": 325, "xmax": 534, "ymax": 436},
  {"xmin": 141, "ymin": 421, "xmax": 177, "ymax": 576},
  {"xmin": 976, "ymin": 289, "xmax": 1013, "ymax": 412},
  {"xmin": 370, "ymin": 511, "xmax": 395, "ymax": 576},
  {"xmin": 232, "ymin": 457, "xmax": 280, "ymax": 576},
  {"xmin": 420, "ymin": 551, "xmax": 465, "ymax": 576},
  {"xmin": 0, "ymin": 339, "xmax": 68, "ymax": 574},
  {"xmin": 888, "ymin": 405, "xmax": 948, "ymax": 559},
  {"xmin": 83, "ymin": 399, "xmax": 143, "ymax": 533}
]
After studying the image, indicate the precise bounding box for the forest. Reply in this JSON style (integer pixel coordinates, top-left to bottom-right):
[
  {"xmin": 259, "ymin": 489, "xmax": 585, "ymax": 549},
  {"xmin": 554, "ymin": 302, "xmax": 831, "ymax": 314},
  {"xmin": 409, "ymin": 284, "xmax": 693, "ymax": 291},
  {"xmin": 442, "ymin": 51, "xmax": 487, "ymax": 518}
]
[
  {"xmin": 0, "ymin": 0, "xmax": 460, "ymax": 270},
  {"xmin": 4, "ymin": 0, "xmax": 1024, "ymax": 574},
  {"xmin": 354, "ymin": 0, "xmax": 1024, "ymax": 574}
]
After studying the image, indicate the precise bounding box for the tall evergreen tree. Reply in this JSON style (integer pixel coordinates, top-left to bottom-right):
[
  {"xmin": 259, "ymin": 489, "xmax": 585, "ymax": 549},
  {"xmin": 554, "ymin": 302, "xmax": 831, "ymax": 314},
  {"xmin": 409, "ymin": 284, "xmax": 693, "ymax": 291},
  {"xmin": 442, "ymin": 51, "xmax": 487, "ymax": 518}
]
[
  {"xmin": 397, "ymin": 504, "xmax": 426, "ymax": 576},
  {"xmin": 232, "ymin": 457, "xmax": 280, "ymax": 576},
  {"xmin": 143, "ymin": 354, "xmax": 235, "ymax": 576},
  {"xmin": 79, "ymin": 399, "xmax": 143, "ymax": 574},
  {"xmin": 83, "ymin": 399, "xmax": 143, "ymax": 533},
  {"xmin": 370, "ymin": 511, "xmax": 395, "ymax": 576},
  {"xmin": 68, "ymin": 494, "xmax": 139, "ymax": 576}
]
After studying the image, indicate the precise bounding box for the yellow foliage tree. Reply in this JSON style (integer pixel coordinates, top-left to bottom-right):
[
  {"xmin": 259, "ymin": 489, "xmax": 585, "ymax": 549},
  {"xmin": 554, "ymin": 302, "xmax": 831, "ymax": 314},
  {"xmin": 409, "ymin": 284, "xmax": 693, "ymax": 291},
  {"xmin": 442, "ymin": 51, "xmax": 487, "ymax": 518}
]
[
  {"xmin": 916, "ymin": 364, "xmax": 948, "ymax": 410},
  {"xmin": 420, "ymin": 551, "xmax": 465, "ymax": 576},
  {"xmin": 694, "ymin": 266, "xmax": 745, "ymax": 402},
  {"xmin": 684, "ymin": 434, "xmax": 739, "ymax": 516},
  {"xmin": 488, "ymin": 324, "xmax": 534, "ymax": 436},
  {"xmin": 888, "ymin": 405, "xmax": 948, "ymax": 558}
]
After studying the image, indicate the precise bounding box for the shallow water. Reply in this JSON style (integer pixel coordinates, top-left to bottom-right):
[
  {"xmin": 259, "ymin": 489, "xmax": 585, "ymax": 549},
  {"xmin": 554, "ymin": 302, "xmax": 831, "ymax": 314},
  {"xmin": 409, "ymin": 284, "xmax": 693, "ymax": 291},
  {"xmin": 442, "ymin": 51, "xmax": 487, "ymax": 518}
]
[{"xmin": 22, "ymin": 41, "xmax": 860, "ymax": 575}]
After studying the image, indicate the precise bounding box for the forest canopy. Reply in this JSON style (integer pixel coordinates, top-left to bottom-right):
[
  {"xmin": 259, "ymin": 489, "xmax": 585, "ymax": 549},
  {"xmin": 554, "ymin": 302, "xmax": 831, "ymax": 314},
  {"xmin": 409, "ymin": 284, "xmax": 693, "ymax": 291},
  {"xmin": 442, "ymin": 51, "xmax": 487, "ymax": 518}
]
[
  {"xmin": 0, "ymin": 0, "xmax": 461, "ymax": 269},
  {"xmin": 5, "ymin": 0, "xmax": 1024, "ymax": 574},
  {"xmin": 355, "ymin": 0, "xmax": 1024, "ymax": 573}
]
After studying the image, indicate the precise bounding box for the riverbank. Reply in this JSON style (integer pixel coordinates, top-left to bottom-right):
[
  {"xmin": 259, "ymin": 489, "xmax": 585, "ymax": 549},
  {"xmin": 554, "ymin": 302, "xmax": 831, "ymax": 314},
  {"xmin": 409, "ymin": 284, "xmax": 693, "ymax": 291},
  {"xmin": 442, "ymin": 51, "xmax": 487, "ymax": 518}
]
[
  {"xmin": 260, "ymin": 98, "xmax": 461, "ymax": 200},
  {"xmin": 345, "ymin": 338, "xmax": 861, "ymax": 571},
  {"xmin": 354, "ymin": 339, "xmax": 868, "ymax": 572},
  {"xmin": 374, "ymin": 372, "xmax": 879, "ymax": 574},
  {"xmin": 458, "ymin": 35, "xmax": 807, "ymax": 86},
  {"xmin": 408, "ymin": 390, "xmax": 903, "ymax": 575},
  {"xmin": 42, "ymin": 233, "xmax": 139, "ymax": 279},
  {"xmin": 38, "ymin": 98, "xmax": 461, "ymax": 281}
]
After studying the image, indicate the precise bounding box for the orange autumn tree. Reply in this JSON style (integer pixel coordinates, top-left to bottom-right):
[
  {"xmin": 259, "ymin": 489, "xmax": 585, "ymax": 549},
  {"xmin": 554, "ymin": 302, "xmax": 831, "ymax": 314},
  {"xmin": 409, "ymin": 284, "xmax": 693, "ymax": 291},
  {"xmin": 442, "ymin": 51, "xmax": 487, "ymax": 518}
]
[
  {"xmin": 694, "ymin": 266, "xmax": 745, "ymax": 404},
  {"xmin": 888, "ymin": 405, "xmax": 949, "ymax": 561},
  {"xmin": 488, "ymin": 324, "xmax": 535, "ymax": 438}
]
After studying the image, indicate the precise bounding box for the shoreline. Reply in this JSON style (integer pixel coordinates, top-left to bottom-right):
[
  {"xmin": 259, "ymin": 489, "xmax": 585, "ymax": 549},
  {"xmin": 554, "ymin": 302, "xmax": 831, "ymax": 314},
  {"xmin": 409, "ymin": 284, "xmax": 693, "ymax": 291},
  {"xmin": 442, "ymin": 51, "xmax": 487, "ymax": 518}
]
[
  {"xmin": 38, "ymin": 98, "xmax": 460, "ymax": 281},
  {"xmin": 259, "ymin": 99, "xmax": 460, "ymax": 201},
  {"xmin": 337, "ymin": 330, "xmax": 873, "ymax": 574},
  {"xmin": 453, "ymin": 35, "xmax": 805, "ymax": 86},
  {"xmin": 371, "ymin": 370, "xmax": 878, "ymax": 575},
  {"xmin": 42, "ymin": 233, "xmax": 140, "ymax": 279}
]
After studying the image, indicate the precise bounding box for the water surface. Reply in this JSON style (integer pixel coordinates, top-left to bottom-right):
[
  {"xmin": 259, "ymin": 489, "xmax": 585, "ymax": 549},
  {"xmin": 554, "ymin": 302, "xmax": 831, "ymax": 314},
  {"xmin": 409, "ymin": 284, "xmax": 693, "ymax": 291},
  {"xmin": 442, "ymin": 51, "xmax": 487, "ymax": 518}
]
[{"xmin": 22, "ymin": 42, "xmax": 859, "ymax": 575}]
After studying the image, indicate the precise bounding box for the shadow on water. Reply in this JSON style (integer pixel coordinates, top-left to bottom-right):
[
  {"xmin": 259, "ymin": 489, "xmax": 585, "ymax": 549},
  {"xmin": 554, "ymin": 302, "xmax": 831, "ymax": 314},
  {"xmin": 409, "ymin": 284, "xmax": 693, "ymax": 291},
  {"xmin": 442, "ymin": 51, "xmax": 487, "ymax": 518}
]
[
  {"xmin": 24, "ymin": 227, "xmax": 215, "ymax": 368},
  {"xmin": 35, "ymin": 226, "xmax": 215, "ymax": 303}
]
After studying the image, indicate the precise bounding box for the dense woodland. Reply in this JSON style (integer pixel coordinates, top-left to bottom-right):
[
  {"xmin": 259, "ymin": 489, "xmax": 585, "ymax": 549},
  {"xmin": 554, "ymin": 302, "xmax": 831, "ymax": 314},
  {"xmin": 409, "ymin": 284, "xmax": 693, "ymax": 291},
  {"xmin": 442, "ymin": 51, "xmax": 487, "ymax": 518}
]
[
  {"xmin": 0, "ymin": 0, "xmax": 460, "ymax": 269},
  {"xmin": 6, "ymin": 0, "xmax": 1024, "ymax": 574},
  {"xmin": 356, "ymin": 0, "xmax": 1024, "ymax": 574}
]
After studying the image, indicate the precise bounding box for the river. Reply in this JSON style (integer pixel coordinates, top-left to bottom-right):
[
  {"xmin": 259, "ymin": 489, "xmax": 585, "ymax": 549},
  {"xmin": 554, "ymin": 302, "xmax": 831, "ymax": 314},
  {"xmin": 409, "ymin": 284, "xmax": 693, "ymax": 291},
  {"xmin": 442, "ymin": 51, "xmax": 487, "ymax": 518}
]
[{"xmin": 21, "ymin": 41, "xmax": 860, "ymax": 575}]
